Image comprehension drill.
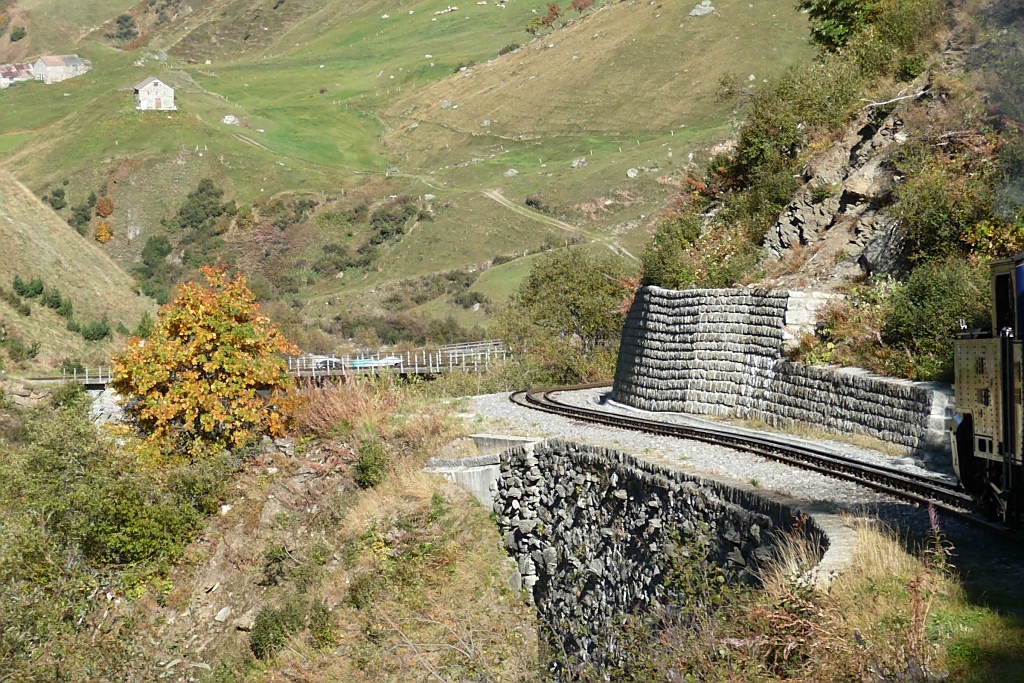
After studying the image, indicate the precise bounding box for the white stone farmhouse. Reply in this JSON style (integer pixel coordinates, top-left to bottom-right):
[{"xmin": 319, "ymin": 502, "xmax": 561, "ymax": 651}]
[
  {"xmin": 134, "ymin": 76, "xmax": 176, "ymax": 111},
  {"xmin": 33, "ymin": 55, "xmax": 92, "ymax": 84},
  {"xmin": 0, "ymin": 63, "xmax": 35, "ymax": 89}
]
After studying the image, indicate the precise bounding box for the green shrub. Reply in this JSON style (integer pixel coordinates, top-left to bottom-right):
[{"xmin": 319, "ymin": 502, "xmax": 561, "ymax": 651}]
[
  {"xmin": 133, "ymin": 311, "xmax": 154, "ymax": 338},
  {"xmin": 0, "ymin": 285, "xmax": 30, "ymax": 316},
  {"xmin": 1, "ymin": 335, "xmax": 39, "ymax": 362},
  {"xmin": 811, "ymin": 183, "xmax": 839, "ymax": 204},
  {"xmin": 308, "ymin": 599, "xmax": 337, "ymax": 647},
  {"xmin": 12, "ymin": 275, "xmax": 43, "ymax": 298},
  {"xmin": 250, "ymin": 602, "xmax": 305, "ymax": 659},
  {"xmin": 797, "ymin": 0, "xmax": 877, "ymax": 50},
  {"xmin": 346, "ymin": 570, "xmax": 381, "ymax": 609},
  {"xmin": 731, "ymin": 57, "xmax": 860, "ymax": 181},
  {"xmin": 453, "ymin": 289, "xmax": 489, "ymax": 309},
  {"xmin": 69, "ymin": 204, "xmax": 92, "ymax": 234},
  {"xmin": 40, "ymin": 286, "xmax": 63, "ymax": 311},
  {"xmin": 45, "ymin": 187, "xmax": 66, "ymax": 210},
  {"xmin": 80, "ymin": 319, "xmax": 111, "ymax": 341},
  {"xmin": 9, "ymin": 26, "xmax": 26, "ymax": 42},
  {"xmin": 49, "ymin": 382, "xmax": 87, "ymax": 409},
  {"xmin": 881, "ymin": 257, "xmax": 990, "ymax": 380},
  {"xmin": 66, "ymin": 318, "xmax": 81, "ymax": 333},
  {"xmin": 57, "ymin": 297, "xmax": 73, "ymax": 319},
  {"xmin": 354, "ymin": 439, "xmax": 390, "ymax": 488},
  {"xmin": 640, "ymin": 214, "xmax": 702, "ymax": 290},
  {"xmin": 892, "ymin": 161, "xmax": 996, "ymax": 263}
]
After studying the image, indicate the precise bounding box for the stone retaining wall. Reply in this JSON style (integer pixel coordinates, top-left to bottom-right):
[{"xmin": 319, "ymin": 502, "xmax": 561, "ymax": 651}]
[
  {"xmin": 612, "ymin": 286, "xmax": 951, "ymax": 456},
  {"xmin": 495, "ymin": 439, "xmax": 825, "ymax": 677}
]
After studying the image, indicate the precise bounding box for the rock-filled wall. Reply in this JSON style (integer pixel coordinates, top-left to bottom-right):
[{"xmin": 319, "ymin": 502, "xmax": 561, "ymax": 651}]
[
  {"xmin": 494, "ymin": 439, "xmax": 823, "ymax": 677},
  {"xmin": 612, "ymin": 286, "xmax": 951, "ymax": 455}
]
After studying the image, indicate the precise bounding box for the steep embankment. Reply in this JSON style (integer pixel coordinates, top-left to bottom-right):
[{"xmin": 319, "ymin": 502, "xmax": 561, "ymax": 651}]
[{"xmin": 0, "ymin": 171, "xmax": 153, "ymax": 369}]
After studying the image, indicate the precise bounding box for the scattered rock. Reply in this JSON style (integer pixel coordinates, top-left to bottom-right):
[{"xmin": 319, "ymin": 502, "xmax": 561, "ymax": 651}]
[
  {"xmin": 690, "ymin": 1, "xmax": 717, "ymax": 16},
  {"xmin": 504, "ymin": 168, "xmax": 519, "ymax": 177},
  {"xmin": 214, "ymin": 607, "xmax": 231, "ymax": 622},
  {"xmin": 570, "ymin": 157, "xmax": 587, "ymax": 169},
  {"xmin": 626, "ymin": 168, "xmax": 639, "ymax": 178},
  {"xmin": 221, "ymin": 115, "xmax": 240, "ymax": 126}
]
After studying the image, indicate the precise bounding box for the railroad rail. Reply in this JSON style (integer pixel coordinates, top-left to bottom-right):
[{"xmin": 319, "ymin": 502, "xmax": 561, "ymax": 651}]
[{"xmin": 510, "ymin": 383, "xmax": 979, "ymax": 517}]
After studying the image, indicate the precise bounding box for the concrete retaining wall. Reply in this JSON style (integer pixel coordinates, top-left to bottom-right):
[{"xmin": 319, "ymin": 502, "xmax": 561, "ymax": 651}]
[
  {"xmin": 495, "ymin": 439, "xmax": 826, "ymax": 677},
  {"xmin": 612, "ymin": 286, "xmax": 952, "ymax": 456}
]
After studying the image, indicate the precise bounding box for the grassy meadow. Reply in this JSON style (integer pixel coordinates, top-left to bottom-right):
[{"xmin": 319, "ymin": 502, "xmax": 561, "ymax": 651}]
[{"xmin": 0, "ymin": 0, "xmax": 812, "ymax": 358}]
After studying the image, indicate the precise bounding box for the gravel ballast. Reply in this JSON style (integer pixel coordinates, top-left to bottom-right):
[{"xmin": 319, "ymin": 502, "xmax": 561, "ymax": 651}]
[{"xmin": 468, "ymin": 389, "xmax": 934, "ymax": 534}]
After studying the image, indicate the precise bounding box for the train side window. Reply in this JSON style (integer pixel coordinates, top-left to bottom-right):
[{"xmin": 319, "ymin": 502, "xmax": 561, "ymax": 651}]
[
  {"xmin": 996, "ymin": 273, "xmax": 1015, "ymax": 332},
  {"xmin": 977, "ymin": 357, "xmax": 986, "ymax": 374},
  {"xmin": 978, "ymin": 438, "xmax": 988, "ymax": 453},
  {"xmin": 977, "ymin": 388, "xmax": 991, "ymax": 406}
]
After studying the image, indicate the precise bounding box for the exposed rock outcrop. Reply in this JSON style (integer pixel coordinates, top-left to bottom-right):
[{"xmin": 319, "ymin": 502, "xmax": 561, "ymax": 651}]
[{"xmin": 761, "ymin": 95, "xmax": 928, "ymax": 287}]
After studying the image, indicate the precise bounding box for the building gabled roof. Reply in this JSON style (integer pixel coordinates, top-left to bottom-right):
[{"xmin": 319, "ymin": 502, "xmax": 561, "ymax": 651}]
[
  {"xmin": 37, "ymin": 55, "xmax": 90, "ymax": 68},
  {"xmin": 133, "ymin": 76, "xmax": 168, "ymax": 91}
]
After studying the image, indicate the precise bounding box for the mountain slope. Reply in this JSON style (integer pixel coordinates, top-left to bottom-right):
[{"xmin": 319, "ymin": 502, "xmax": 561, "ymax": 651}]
[{"xmin": 0, "ymin": 170, "xmax": 154, "ymax": 369}]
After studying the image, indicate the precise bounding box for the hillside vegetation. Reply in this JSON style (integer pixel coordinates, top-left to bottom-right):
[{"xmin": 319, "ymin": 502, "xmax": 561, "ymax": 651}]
[
  {"xmin": 0, "ymin": 170, "xmax": 153, "ymax": 370},
  {"xmin": 0, "ymin": 0, "xmax": 815, "ymax": 362}
]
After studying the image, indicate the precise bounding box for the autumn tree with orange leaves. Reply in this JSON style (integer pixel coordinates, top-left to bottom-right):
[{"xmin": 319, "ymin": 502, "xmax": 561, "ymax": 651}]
[{"xmin": 113, "ymin": 266, "xmax": 298, "ymax": 459}]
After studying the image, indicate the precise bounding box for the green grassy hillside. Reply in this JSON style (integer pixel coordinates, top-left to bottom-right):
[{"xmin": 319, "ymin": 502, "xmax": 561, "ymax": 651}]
[
  {"xmin": 0, "ymin": 0, "xmax": 812, "ymax": 355},
  {"xmin": 0, "ymin": 171, "xmax": 154, "ymax": 370}
]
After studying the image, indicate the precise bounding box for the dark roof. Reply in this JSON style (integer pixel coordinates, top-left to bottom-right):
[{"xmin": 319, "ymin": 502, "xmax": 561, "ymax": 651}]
[{"xmin": 133, "ymin": 76, "xmax": 168, "ymax": 91}]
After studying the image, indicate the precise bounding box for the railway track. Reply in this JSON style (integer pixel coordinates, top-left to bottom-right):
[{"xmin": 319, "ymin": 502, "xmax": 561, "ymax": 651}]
[{"xmin": 510, "ymin": 383, "xmax": 979, "ymax": 518}]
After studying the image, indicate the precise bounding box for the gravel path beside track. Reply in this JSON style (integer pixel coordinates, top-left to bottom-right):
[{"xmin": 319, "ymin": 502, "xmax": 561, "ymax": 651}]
[{"xmin": 467, "ymin": 390, "xmax": 932, "ymax": 534}]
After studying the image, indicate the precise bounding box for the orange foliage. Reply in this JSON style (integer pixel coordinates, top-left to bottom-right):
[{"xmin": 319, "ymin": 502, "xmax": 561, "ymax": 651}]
[
  {"xmin": 113, "ymin": 265, "xmax": 300, "ymax": 460},
  {"xmin": 541, "ymin": 2, "xmax": 561, "ymax": 26},
  {"xmin": 95, "ymin": 196, "xmax": 115, "ymax": 218},
  {"xmin": 568, "ymin": 0, "xmax": 592, "ymax": 12},
  {"xmin": 94, "ymin": 221, "xmax": 112, "ymax": 243}
]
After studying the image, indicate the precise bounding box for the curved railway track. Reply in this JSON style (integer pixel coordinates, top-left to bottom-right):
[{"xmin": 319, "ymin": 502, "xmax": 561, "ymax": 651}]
[{"xmin": 511, "ymin": 383, "xmax": 979, "ymax": 518}]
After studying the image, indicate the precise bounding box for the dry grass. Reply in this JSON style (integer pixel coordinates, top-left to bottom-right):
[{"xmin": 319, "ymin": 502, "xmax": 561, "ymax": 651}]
[
  {"xmin": 615, "ymin": 517, "xmax": 972, "ymax": 682},
  {"xmin": 294, "ymin": 377, "xmax": 402, "ymax": 439},
  {"xmin": 252, "ymin": 468, "xmax": 540, "ymax": 682},
  {"xmin": 702, "ymin": 410, "xmax": 910, "ymax": 458}
]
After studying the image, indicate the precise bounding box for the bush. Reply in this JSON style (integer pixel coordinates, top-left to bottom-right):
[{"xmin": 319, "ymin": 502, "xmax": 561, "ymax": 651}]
[
  {"xmin": 797, "ymin": 0, "xmax": 878, "ymax": 50},
  {"xmin": 12, "ymin": 275, "xmax": 43, "ymax": 298},
  {"xmin": 453, "ymin": 290, "xmax": 489, "ymax": 309},
  {"xmin": 57, "ymin": 297, "xmax": 73, "ymax": 319},
  {"xmin": 95, "ymin": 196, "xmax": 115, "ymax": 218},
  {"xmin": 49, "ymin": 382, "xmax": 86, "ymax": 409},
  {"xmin": 9, "ymin": 26, "xmax": 25, "ymax": 42},
  {"xmin": 80, "ymin": 319, "xmax": 111, "ymax": 341},
  {"xmin": 250, "ymin": 601, "xmax": 305, "ymax": 659},
  {"xmin": 69, "ymin": 203, "xmax": 91, "ymax": 234},
  {"xmin": 40, "ymin": 286, "xmax": 63, "ymax": 311},
  {"xmin": 45, "ymin": 188, "xmax": 66, "ymax": 210},
  {"xmin": 95, "ymin": 221, "xmax": 113, "ymax": 243},
  {"xmin": 107, "ymin": 14, "xmax": 138, "ymax": 42},
  {"xmin": 498, "ymin": 248, "xmax": 633, "ymax": 384},
  {"xmin": 892, "ymin": 153, "xmax": 999, "ymax": 263},
  {"xmin": 354, "ymin": 439, "xmax": 389, "ymax": 488},
  {"xmin": 640, "ymin": 214, "xmax": 702, "ymax": 290},
  {"xmin": 881, "ymin": 257, "xmax": 990, "ymax": 380},
  {"xmin": 133, "ymin": 311, "xmax": 154, "ymax": 338}
]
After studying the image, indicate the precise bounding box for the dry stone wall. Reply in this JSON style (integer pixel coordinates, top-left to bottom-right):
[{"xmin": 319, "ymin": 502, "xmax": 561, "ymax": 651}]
[
  {"xmin": 495, "ymin": 439, "xmax": 823, "ymax": 678},
  {"xmin": 613, "ymin": 286, "xmax": 951, "ymax": 456}
]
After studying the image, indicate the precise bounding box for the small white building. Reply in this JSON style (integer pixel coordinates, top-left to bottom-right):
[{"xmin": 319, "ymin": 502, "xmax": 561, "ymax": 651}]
[
  {"xmin": 33, "ymin": 55, "xmax": 91, "ymax": 84},
  {"xmin": 0, "ymin": 63, "xmax": 35, "ymax": 89},
  {"xmin": 133, "ymin": 76, "xmax": 176, "ymax": 111}
]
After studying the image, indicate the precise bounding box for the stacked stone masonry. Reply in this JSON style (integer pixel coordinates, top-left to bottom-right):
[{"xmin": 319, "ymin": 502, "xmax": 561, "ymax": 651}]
[
  {"xmin": 495, "ymin": 439, "xmax": 824, "ymax": 677},
  {"xmin": 613, "ymin": 287, "xmax": 951, "ymax": 455}
]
